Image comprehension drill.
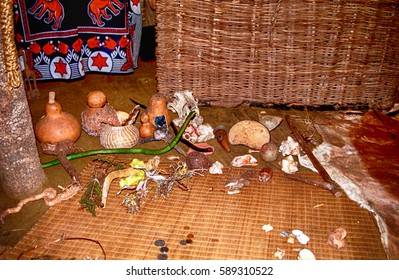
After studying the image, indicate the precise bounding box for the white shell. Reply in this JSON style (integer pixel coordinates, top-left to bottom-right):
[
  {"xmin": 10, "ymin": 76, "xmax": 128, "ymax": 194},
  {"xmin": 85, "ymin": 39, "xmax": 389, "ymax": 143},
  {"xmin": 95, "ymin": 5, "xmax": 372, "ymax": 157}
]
[
  {"xmin": 281, "ymin": 155, "xmax": 298, "ymax": 174},
  {"xmin": 209, "ymin": 161, "xmax": 224, "ymax": 174},
  {"xmin": 296, "ymin": 233, "xmax": 310, "ymax": 245},
  {"xmin": 279, "ymin": 136, "xmax": 300, "ymax": 156},
  {"xmin": 292, "ymin": 229, "xmax": 303, "ymax": 236},
  {"xmin": 100, "ymin": 124, "xmax": 139, "ymax": 148},
  {"xmin": 297, "ymin": 249, "xmax": 316, "ymax": 260},
  {"xmin": 231, "ymin": 154, "xmax": 258, "ymax": 167},
  {"xmin": 262, "ymin": 224, "xmax": 274, "ymax": 233},
  {"xmin": 274, "ymin": 247, "xmax": 285, "ymax": 260},
  {"xmin": 292, "ymin": 229, "xmax": 310, "ymax": 244},
  {"xmin": 258, "ymin": 111, "xmax": 283, "ymax": 131}
]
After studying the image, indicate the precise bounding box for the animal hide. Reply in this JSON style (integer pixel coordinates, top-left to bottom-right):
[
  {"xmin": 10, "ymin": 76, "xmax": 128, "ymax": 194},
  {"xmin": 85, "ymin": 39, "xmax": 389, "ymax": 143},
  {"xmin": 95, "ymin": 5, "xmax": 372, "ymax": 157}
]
[{"xmin": 298, "ymin": 111, "xmax": 399, "ymax": 259}]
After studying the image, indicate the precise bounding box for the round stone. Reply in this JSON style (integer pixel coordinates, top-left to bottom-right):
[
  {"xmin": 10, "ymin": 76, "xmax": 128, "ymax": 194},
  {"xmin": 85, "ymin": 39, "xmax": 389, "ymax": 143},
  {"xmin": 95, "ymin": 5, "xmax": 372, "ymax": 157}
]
[
  {"xmin": 160, "ymin": 247, "xmax": 169, "ymax": 253},
  {"xmin": 154, "ymin": 239, "xmax": 166, "ymax": 247},
  {"xmin": 157, "ymin": 253, "xmax": 168, "ymax": 260}
]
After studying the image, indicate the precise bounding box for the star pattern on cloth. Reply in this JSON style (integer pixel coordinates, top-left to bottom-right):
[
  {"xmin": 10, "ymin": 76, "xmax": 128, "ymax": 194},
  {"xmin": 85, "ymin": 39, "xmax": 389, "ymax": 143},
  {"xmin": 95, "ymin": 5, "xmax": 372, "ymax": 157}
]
[
  {"xmin": 54, "ymin": 59, "xmax": 68, "ymax": 77},
  {"xmin": 91, "ymin": 52, "xmax": 109, "ymax": 70}
]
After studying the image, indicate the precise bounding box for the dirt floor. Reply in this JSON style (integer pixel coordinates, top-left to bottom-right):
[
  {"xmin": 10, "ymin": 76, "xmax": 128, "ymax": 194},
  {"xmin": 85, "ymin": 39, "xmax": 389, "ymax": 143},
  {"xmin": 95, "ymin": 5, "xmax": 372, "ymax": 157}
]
[{"xmin": 0, "ymin": 60, "xmax": 397, "ymax": 259}]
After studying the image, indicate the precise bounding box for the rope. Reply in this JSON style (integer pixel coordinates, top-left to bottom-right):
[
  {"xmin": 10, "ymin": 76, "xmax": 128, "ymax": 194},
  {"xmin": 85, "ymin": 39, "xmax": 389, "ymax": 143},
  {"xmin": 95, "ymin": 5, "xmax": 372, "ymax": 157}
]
[{"xmin": 0, "ymin": 0, "xmax": 21, "ymax": 100}]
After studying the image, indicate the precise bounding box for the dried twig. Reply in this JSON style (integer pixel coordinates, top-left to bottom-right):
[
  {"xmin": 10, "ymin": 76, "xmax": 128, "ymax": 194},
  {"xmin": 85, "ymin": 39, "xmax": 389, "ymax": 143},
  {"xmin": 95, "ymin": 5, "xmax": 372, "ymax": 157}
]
[
  {"xmin": 17, "ymin": 233, "xmax": 106, "ymax": 260},
  {"xmin": 285, "ymin": 115, "xmax": 343, "ymax": 198},
  {"xmin": 0, "ymin": 188, "xmax": 56, "ymax": 223},
  {"xmin": 0, "ymin": 181, "xmax": 82, "ymax": 223}
]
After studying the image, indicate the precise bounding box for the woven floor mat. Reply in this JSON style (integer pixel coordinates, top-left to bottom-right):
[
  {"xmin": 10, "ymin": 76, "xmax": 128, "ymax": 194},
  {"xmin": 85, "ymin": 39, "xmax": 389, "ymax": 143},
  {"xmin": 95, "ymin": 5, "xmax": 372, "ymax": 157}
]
[{"xmin": 3, "ymin": 157, "xmax": 387, "ymax": 260}]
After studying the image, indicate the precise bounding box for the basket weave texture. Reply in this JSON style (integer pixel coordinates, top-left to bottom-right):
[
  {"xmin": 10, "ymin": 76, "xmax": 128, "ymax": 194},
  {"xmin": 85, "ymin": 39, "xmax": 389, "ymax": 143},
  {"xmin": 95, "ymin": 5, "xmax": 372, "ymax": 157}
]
[{"xmin": 156, "ymin": 0, "xmax": 399, "ymax": 109}]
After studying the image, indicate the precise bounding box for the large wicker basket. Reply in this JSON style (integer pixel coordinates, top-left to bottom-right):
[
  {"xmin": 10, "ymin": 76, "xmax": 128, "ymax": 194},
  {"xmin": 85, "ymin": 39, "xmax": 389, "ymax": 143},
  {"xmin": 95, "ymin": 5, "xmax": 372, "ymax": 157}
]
[{"xmin": 155, "ymin": 0, "xmax": 399, "ymax": 109}]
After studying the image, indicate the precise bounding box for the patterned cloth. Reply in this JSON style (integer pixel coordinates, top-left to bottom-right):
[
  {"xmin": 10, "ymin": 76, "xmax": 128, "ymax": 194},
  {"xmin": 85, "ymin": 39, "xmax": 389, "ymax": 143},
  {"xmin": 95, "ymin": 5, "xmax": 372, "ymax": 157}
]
[{"xmin": 14, "ymin": 0, "xmax": 142, "ymax": 80}]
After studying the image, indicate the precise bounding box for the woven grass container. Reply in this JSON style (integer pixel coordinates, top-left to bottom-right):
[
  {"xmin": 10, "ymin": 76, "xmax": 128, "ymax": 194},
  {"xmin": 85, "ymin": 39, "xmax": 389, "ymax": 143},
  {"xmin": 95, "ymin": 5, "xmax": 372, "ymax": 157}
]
[{"xmin": 155, "ymin": 0, "xmax": 399, "ymax": 109}]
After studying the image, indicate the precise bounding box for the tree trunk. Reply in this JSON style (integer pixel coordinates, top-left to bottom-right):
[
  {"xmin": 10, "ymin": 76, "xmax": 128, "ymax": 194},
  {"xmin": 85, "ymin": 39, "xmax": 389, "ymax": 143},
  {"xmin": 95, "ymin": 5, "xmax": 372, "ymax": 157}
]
[{"xmin": 0, "ymin": 18, "xmax": 46, "ymax": 199}]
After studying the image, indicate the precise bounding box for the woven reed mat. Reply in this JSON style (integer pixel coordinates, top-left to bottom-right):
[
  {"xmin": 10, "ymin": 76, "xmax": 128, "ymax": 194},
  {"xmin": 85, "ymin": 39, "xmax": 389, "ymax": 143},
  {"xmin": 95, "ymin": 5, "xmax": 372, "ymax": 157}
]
[{"xmin": 3, "ymin": 157, "xmax": 387, "ymax": 260}]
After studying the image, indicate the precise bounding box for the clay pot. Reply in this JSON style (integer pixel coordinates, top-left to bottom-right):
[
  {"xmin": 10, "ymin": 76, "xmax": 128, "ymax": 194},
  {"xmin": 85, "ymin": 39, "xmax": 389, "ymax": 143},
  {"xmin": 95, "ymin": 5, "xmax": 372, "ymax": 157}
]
[{"xmin": 35, "ymin": 91, "xmax": 81, "ymax": 144}]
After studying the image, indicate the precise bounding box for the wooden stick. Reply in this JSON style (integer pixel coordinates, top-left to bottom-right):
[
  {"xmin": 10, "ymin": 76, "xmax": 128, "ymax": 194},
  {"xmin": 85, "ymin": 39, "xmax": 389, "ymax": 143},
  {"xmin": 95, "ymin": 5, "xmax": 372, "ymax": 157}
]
[
  {"xmin": 283, "ymin": 172, "xmax": 341, "ymax": 196},
  {"xmin": 285, "ymin": 115, "xmax": 343, "ymax": 198}
]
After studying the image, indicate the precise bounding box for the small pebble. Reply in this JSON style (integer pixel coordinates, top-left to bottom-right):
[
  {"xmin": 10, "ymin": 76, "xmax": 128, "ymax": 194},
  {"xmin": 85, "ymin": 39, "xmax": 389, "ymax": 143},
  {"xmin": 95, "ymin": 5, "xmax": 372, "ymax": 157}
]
[
  {"xmin": 287, "ymin": 235, "xmax": 295, "ymax": 244},
  {"xmin": 160, "ymin": 247, "xmax": 169, "ymax": 254},
  {"xmin": 262, "ymin": 224, "xmax": 274, "ymax": 233},
  {"xmin": 179, "ymin": 239, "xmax": 187, "ymax": 246},
  {"xmin": 187, "ymin": 233, "xmax": 194, "ymax": 239},
  {"xmin": 280, "ymin": 231, "xmax": 290, "ymax": 237},
  {"xmin": 185, "ymin": 238, "xmax": 193, "ymax": 244},
  {"xmin": 157, "ymin": 253, "xmax": 168, "ymax": 260},
  {"xmin": 154, "ymin": 239, "xmax": 166, "ymax": 247}
]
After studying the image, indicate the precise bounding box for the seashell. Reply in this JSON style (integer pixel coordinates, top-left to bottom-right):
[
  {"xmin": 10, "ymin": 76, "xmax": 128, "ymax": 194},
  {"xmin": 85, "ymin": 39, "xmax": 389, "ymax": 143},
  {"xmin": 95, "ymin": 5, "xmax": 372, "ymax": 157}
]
[
  {"xmin": 280, "ymin": 155, "xmax": 299, "ymax": 174},
  {"xmin": 116, "ymin": 111, "xmax": 130, "ymax": 124},
  {"xmin": 327, "ymin": 228, "xmax": 347, "ymax": 249},
  {"xmin": 183, "ymin": 122, "xmax": 214, "ymax": 144},
  {"xmin": 292, "ymin": 229, "xmax": 310, "ymax": 245},
  {"xmin": 296, "ymin": 233, "xmax": 310, "ymax": 245},
  {"xmin": 274, "ymin": 247, "xmax": 285, "ymax": 260},
  {"xmin": 279, "ymin": 136, "xmax": 300, "ymax": 156},
  {"xmin": 100, "ymin": 124, "xmax": 139, "ymax": 148},
  {"xmin": 231, "ymin": 154, "xmax": 258, "ymax": 167},
  {"xmin": 287, "ymin": 235, "xmax": 295, "ymax": 244},
  {"xmin": 297, "ymin": 248, "xmax": 316, "ymax": 260},
  {"xmin": 292, "ymin": 229, "xmax": 303, "ymax": 236},
  {"xmin": 224, "ymin": 177, "xmax": 250, "ymax": 194},
  {"xmin": 258, "ymin": 111, "xmax": 283, "ymax": 131},
  {"xmin": 262, "ymin": 224, "xmax": 274, "ymax": 233},
  {"xmin": 228, "ymin": 120, "xmax": 270, "ymax": 150},
  {"xmin": 209, "ymin": 161, "xmax": 224, "ymax": 174},
  {"xmin": 166, "ymin": 155, "xmax": 180, "ymax": 161}
]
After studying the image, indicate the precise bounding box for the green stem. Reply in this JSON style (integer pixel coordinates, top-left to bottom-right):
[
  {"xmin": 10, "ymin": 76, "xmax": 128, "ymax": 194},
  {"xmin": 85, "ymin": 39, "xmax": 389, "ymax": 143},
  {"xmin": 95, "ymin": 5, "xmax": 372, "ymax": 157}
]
[{"xmin": 41, "ymin": 111, "xmax": 196, "ymax": 169}]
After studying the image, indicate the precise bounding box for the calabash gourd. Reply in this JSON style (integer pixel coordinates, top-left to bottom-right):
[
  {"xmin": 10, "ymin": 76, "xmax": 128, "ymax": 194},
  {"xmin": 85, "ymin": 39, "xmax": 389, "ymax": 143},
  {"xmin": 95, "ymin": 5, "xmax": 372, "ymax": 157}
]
[{"xmin": 35, "ymin": 91, "xmax": 81, "ymax": 144}]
